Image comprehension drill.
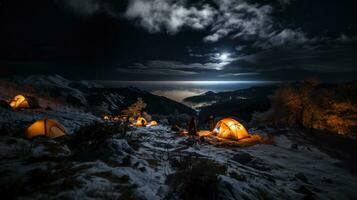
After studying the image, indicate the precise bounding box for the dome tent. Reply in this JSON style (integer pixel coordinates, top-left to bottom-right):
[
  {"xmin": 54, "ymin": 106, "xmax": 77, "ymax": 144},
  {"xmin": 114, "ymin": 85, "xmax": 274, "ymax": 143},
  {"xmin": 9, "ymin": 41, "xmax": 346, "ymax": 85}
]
[
  {"xmin": 9, "ymin": 95, "xmax": 39, "ymax": 109},
  {"xmin": 213, "ymin": 118, "xmax": 249, "ymax": 140},
  {"xmin": 135, "ymin": 117, "xmax": 147, "ymax": 127},
  {"xmin": 26, "ymin": 119, "xmax": 67, "ymax": 139},
  {"xmin": 148, "ymin": 120, "xmax": 158, "ymax": 126},
  {"xmin": 129, "ymin": 117, "xmax": 135, "ymax": 123}
]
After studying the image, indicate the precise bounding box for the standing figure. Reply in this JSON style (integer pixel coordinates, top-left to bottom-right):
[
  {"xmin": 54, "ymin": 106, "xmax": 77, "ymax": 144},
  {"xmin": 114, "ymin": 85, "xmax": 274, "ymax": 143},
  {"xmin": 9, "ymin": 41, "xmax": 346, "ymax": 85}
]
[
  {"xmin": 208, "ymin": 115, "xmax": 215, "ymax": 131},
  {"xmin": 122, "ymin": 117, "xmax": 129, "ymax": 135},
  {"xmin": 188, "ymin": 117, "xmax": 197, "ymax": 136},
  {"xmin": 141, "ymin": 119, "xmax": 145, "ymax": 127},
  {"xmin": 171, "ymin": 120, "xmax": 180, "ymax": 132}
]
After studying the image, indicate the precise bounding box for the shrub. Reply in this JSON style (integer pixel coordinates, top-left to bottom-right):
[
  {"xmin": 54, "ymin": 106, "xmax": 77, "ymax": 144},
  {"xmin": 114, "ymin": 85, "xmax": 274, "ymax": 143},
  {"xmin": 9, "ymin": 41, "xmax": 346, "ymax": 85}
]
[
  {"xmin": 142, "ymin": 111, "xmax": 152, "ymax": 122},
  {"xmin": 69, "ymin": 122, "xmax": 125, "ymax": 161},
  {"xmin": 70, "ymin": 122, "xmax": 120, "ymax": 144},
  {"xmin": 121, "ymin": 98, "xmax": 147, "ymax": 118},
  {"xmin": 126, "ymin": 138, "xmax": 140, "ymax": 151},
  {"xmin": 166, "ymin": 156, "xmax": 226, "ymax": 200},
  {"xmin": 0, "ymin": 122, "xmax": 27, "ymax": 138}
]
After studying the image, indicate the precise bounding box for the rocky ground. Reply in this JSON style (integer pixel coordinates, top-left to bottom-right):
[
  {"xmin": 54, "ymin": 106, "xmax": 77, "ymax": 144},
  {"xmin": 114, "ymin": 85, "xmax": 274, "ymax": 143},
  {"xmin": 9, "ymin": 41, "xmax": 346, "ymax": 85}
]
[
  {"xmin": 1, "ymin": 107, "xmax": 357, "ymax": 200},
  {"xmin": 0, "ymin": 75, "xmax": 356, "ymax": 199}
]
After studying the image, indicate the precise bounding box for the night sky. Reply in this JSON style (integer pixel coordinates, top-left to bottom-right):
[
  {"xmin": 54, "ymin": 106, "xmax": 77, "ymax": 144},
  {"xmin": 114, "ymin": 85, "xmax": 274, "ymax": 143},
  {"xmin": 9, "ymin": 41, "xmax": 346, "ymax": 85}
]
[{"xmin": 0, "ymin": 0, "xmax": 357, "ymax": 81}]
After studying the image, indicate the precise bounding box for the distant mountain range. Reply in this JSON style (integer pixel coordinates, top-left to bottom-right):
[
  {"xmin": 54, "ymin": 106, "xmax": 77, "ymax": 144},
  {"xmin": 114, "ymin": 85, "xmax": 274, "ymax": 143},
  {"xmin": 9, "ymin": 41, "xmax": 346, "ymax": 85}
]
[
  {"xmin": 184, "ymin": 85, "xmax": 280, "ymax": 123},
  {"xmin": 0, "ymin": 75, "xmax": 196, "ymax": 117}
]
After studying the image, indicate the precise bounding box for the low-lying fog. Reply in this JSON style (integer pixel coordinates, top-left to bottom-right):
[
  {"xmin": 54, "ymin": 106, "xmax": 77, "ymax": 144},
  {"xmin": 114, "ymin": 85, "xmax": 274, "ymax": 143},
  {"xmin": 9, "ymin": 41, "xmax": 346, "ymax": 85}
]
[{"xmin": 97, "ymin": 81, "xmax": 279, "ymax": 103}]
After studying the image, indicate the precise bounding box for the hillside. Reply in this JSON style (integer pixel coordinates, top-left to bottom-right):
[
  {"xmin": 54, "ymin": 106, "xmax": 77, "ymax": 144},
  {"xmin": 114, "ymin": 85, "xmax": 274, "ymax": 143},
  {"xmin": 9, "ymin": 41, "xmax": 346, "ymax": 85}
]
[
  {"xmin": 183, "ymin": 85, "xmax": 279, "ymax": 123},
  {"xmin": 0, "ymin": 75, "xmax": 196, "ymax": 117},
  {"xmin": 1, "ymin": 122, "xmax": 357, "ymax": 199},
  {"xmin": 87, "ymin": 87, "xmax": 196, "ymax": 116},
  {"xmin": 184, "ymin": 85, "xmax": 279, "ymax": 104},
  {"xmin": 0, "ymin": 76, "xmax": 357, "ymax": 199}
]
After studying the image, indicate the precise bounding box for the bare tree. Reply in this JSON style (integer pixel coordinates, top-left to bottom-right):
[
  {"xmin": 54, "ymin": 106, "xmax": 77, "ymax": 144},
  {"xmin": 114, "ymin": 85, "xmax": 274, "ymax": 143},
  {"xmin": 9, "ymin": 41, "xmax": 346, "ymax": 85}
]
[{"xmin": 121, "ymin": 98, "xmax": 147, "ymax": 118}]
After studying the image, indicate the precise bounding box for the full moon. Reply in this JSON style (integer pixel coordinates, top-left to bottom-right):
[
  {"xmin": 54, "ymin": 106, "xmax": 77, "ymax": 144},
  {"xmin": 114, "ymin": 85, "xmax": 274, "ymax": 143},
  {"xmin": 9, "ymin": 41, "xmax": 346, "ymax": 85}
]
[{"xmin": 219, "ymin": 53, "xmax": 229, "ymax": 61}]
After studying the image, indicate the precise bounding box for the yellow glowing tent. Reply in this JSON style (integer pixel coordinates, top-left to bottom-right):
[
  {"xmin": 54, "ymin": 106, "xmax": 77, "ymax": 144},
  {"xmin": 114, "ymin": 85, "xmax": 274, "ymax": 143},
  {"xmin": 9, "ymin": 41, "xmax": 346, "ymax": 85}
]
[
  {"xmin": 213, "ymin": 118, "xmax": 249, "ymax": 140},
  {"xmin": 129, "ymin": 117, "xmax": 135, "ymax": 123},
  {"xmin": 135, "ymin": 117, "xmax": 147, "ymax": 127},
  {"xmin": 148, "ymin": 120, "xmax": 158, "ymax": 126},
  {"xmin": 26, "ymin": 119, "xmax": 67, "ymax": 139},
  {"xmin": 9, "ymin": 95, "xmax": 30, "ymax": 109},
  {"xmin": 103, "ymin": 115, "xmax": 110, "ymax": 121},
  {"xmin": 9, "ymin": 95, "xmax": 39, "ymax": 109}
]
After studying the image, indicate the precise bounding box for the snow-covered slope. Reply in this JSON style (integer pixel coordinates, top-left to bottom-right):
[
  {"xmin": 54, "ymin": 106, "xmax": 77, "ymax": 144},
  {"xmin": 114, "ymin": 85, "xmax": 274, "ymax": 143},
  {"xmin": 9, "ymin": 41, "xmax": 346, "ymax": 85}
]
[
  {"xmin": 0, "ymin": 107, "xmax": 100, "ymax": 134},
  {"xmin": 0, "ymin": 125, "xmax": 356, "ymax": 199},
  {"xmin": 1, "ymin": 75, "xmax": 356, "ymax": 199}
]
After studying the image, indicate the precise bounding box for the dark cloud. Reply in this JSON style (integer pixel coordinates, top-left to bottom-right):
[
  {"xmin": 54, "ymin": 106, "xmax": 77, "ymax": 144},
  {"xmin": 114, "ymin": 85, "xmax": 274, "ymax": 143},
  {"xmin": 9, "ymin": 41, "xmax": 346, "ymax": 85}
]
[
  {"xmin": 118, "ymin": 60, "xmax": 229, "ymax": 76},
  {"xmin": 277, "ymin": 0, "xmax": 294, "ymax": 6},
  {"xmin": 0, "ymin": 0, "xmax": 356, "ymax": 81},
  {"xmin": 62, "ymin": 0, "xmax": 101, "ymax": 15},
  {"xmin": 222, "ymin": 44, "xmax": 357, "ymax": 75},
  {"xmin": 336, "ymin": 34, "xmax": 357, "ymax": 43},
  {"xmin": 203, "ymin": 0, "xmax": 275, "ymax": 43},
  {"xmin": 217, "ymin": 72, "xmax": 261, "ymax": 78}
]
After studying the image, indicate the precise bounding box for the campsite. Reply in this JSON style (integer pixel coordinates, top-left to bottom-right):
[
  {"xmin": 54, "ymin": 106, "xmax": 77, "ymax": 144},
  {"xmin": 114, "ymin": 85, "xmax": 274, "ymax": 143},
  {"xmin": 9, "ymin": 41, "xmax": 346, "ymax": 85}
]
[
  {"xmin": 0, "ymin": 75, "xmax": 356, "ymax": 200},
  {"xmin": 1, "ymin": 1, "xmax": 357, "ymax": 199}
]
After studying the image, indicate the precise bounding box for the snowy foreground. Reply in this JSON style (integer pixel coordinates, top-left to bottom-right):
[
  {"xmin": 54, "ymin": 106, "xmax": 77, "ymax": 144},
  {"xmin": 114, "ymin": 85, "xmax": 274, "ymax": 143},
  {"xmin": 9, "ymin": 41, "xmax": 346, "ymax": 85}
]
[
  {"xmin": 1, "ymin": 75, "xmax": 356, "ymax": 199},
  {"xmin": 1, "ymin": 117, "xmax": 357, "ymax": 199}
]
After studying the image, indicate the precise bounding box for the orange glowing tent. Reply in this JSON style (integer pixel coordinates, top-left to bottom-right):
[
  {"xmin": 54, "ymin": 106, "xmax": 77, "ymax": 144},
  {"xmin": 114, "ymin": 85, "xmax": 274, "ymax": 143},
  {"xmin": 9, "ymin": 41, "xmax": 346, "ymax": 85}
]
[
  {"xmin": 135, "ymin": 117, "xmax": 147, "ymax": 127},
  {"xmin": 129, "ymin": 117, "xmax": 135, "ymax": 123},
  {"xmin": 10, "ymin": 95, "xmax": 29, "ymax": 109},
  {"xmin": 26, "ymin": 119, "xmax": 67, "ymax": 139},
  {"xmin": 9, "ymin": 95, "xmax": 39, "ymax": 109},
  {"xmin": 213, "ymin": 118, "xmax": 249, "ymax": 140},
  {"xmin": 148, "ymin": 120, "xmax": 158, "ymax": 126}
]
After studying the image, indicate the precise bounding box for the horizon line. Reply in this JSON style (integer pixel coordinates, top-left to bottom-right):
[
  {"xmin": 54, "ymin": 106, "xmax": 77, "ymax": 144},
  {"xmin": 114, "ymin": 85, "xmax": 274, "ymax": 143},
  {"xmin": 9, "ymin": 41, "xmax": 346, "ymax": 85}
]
[{"xmin": 95, "ymin": 80, "xmax": 281, "ymax": 84}]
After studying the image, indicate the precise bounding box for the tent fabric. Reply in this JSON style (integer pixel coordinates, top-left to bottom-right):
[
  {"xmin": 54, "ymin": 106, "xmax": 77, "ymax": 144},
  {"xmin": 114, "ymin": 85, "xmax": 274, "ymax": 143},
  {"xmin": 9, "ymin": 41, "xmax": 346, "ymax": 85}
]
[
  {"xmin": 148, "ymin": 120, "xmax": 158, "ymax": 126},
  {"xmin": 9, "ymin": 95, "xmax": 39, "ymax": 109},
  {"xmin": 135, "ymin": 117, "xmax": 147, "ymax": 127},
  {"xmin": 213, "ymin": 118, "xmax": 249, "ymax": 140},
  {"xmin": 129, "ymin": 117, "xmax": 135, "ymax": 123},
  {"xmin": 26, "ymin": 119, "xmax": 67, "ymax": 139},
  {"xmin": 9, "ymin": 95, "xmax": 30, "ymax": 109}
]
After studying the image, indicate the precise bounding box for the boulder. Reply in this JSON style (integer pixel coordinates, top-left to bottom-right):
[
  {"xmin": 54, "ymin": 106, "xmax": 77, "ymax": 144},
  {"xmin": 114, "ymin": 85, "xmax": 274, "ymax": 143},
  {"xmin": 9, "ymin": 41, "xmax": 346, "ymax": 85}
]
[{"xmin": 232, "ymin": 152, "xmax": 253, "ymax": 165}]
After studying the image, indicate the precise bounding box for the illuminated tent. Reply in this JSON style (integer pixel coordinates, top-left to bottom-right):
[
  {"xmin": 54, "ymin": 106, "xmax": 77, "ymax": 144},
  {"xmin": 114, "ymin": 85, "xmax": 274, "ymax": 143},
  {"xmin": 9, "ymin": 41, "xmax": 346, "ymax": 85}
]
[
  {"xmin": 213, "ymin": 118, "xmax": 249, "ymax": 140},
  {"xmin": 135, "ymin": 117, "xmax": 147, "ymax": 127},
  {"xmin": 10, "ymin": 95, "xmax": 29, "ymax": 109},
  {"xmin": 129, "ymin": 117, "xmax": 135, "ymax": 123},
  {"xmin": 148, "ymin": 120, "xmax": 158, "ymax": 126},
  {"xmin": 9, "ymin": 95, "xmax": 39, "ymax": 109},
  {"xmin": 26, "ymin": 119, "xmax": 67, "ymax": 139}
]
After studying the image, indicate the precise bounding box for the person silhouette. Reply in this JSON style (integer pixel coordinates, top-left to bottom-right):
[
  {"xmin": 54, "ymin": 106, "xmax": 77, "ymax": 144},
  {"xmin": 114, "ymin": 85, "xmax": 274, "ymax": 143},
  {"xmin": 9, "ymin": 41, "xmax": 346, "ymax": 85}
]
[
  {"xmin": 188, "ymin": 116, "xmax": 197, "ymax": 136},
  {"xmin": 208, "ymin": 115, "xmax": 215, "ymax": 131}
]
